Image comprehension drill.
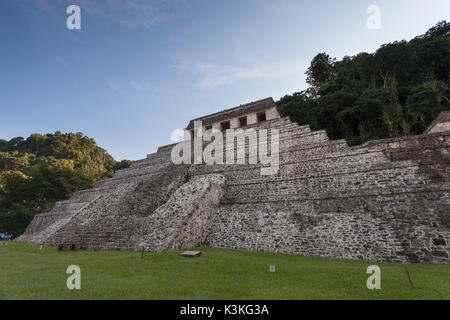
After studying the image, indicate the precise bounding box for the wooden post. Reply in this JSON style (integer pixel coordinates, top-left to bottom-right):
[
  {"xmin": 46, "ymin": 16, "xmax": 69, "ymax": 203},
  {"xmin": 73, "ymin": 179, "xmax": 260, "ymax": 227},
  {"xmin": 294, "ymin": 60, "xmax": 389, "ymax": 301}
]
[
  {"xmin": 139, "ymin": 242, "xmax": 145, "ymax": 258},
  {"xmin": 404, "ymin": 266, "xmax": 415, "ymax": 289}
]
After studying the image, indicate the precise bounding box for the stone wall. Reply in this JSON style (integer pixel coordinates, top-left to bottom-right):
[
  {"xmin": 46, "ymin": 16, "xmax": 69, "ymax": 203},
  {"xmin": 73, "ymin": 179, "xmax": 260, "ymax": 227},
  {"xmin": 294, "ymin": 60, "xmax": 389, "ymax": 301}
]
[
  {"xmin": 189, "ymin": 115, "xmax": 449, "ymax": 264},
  {"xmin": 17, "ymin": 111, "xmax": 450, "ymax": 264}
]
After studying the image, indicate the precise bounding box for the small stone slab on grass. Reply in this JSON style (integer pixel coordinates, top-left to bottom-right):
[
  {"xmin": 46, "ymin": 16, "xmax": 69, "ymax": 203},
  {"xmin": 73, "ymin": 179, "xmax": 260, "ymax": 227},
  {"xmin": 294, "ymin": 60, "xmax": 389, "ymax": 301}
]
[{"xmin": 180, "ymin": 251, "xmax": 202, "ymax": 257}]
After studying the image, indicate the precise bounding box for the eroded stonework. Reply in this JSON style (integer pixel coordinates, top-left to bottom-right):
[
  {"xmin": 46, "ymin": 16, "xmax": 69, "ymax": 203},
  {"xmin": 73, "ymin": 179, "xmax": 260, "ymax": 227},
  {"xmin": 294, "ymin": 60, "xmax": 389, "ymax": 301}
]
[{"xmin": 17, "ymin": 99, "xmax": 450, "ymax": 264}]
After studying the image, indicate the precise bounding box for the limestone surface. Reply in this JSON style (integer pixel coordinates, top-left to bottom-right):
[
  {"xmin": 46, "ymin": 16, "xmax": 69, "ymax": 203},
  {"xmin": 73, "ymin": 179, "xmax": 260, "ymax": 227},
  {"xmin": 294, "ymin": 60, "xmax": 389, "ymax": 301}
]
[{"xmin": 17, "ymin": 105, "xmax": 450, "ymax": 264}]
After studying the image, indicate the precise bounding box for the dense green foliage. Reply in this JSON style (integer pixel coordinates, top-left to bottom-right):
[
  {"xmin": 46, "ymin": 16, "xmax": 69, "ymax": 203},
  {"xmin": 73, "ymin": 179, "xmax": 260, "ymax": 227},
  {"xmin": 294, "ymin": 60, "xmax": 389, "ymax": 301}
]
[
  {"xmin": 1, "ymin": 243, "xmax": 448, "ymax": 299},
  {"xmin": 277, "ymin": 21, "xmax": 450, "ymax": 145},
  {"xmin": 0, "ymin": 132, "xmax": 130, "ymax": 235}
]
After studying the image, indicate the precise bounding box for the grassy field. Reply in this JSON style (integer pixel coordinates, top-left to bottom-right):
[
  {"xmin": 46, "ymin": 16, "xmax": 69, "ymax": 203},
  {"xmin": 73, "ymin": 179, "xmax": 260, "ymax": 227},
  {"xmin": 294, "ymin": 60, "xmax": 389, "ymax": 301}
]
[{"xmin": 0, "ymin": 242, "xmax": 448, "ymax": 300}]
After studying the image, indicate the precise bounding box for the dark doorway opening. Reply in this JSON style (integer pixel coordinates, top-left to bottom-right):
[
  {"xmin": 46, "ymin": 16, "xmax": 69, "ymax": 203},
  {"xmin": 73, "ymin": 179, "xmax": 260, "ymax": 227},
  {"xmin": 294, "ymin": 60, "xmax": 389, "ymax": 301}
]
[
  {"xmin": 257, "ymin": 111, "xmax": 266, "ymax": 122},
  {"xmin": 239, "ymin": 116, "xmax": 247, "ymax": 127},
  {"xmin": 221, "ymin": 121, "xmax": 230, "ymax": 131}
]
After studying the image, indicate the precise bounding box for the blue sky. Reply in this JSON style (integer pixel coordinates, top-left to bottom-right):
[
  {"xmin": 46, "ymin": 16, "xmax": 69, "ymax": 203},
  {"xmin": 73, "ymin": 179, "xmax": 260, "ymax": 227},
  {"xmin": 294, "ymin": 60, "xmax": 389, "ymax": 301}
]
[{"xmin": 0, "ymin": 0, "xmax": 449, "ymax": 160}]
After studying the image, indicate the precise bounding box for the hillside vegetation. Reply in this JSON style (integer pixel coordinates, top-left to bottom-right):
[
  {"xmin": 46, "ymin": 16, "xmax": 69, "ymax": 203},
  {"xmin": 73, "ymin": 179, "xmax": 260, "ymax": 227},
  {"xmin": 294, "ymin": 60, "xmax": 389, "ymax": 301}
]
[
  {"xmin": 277, "ymin": 21, "xmax": 450, "ymax": 145},
  {"xmin": 0, "ymin": 132, "xmax": 131, "ymax": 235}
]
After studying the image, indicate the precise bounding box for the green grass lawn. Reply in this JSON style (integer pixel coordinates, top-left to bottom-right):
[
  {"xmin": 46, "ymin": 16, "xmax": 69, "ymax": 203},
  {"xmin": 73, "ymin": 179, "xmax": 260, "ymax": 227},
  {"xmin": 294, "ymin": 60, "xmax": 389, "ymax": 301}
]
[{"xmin": 1, "ymin": 242, "xmax": 448, "ymax": 300}]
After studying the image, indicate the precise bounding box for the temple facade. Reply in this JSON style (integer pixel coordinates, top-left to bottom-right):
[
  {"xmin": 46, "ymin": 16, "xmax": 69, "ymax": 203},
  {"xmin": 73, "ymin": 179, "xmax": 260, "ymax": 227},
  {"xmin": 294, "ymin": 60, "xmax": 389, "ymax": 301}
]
[{"xmin": 184, "ymin": 98, "xmax": 280, "ymax": 139}]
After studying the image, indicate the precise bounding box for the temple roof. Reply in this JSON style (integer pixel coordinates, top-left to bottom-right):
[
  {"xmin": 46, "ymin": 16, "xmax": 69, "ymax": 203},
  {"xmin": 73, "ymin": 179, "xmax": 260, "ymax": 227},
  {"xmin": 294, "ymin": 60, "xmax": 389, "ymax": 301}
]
[{"xmin": 185, "ymin": 97, "xmax": 276, "ymax": 129}]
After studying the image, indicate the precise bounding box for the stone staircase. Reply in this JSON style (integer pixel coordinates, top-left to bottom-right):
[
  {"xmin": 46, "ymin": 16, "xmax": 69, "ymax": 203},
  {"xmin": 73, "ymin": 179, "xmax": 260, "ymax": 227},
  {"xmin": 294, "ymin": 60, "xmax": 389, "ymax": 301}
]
[{"xmin": 17, "ymin": 146, "xmax": 190, "ymax": 249}]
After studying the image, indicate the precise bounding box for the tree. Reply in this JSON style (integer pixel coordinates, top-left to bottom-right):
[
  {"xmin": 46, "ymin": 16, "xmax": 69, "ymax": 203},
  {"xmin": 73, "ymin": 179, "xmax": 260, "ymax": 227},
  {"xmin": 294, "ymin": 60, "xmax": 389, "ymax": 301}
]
[
  {"xmin": 277, "ymin": 21, "xmax": 450, "ymax": 146},
  {"xmin": 0, "ymin": 205, "xmax": 34, "ymax": 237},
  {"xmin": 0, "ymin": 132, "xmax": 131, "ymax": 234},
  {"xmin": 305, "ymin": 53, "xmax": 335, "ymax": 91},
  {"xmin": 405, "ymin": 81, "xmax": 450, "ymax": 133}
]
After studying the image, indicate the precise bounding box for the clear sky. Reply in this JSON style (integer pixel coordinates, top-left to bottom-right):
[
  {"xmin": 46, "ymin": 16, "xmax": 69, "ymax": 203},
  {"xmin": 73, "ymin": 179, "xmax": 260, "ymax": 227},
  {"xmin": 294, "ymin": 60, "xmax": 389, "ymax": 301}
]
[{"xmin": 1, "ymin": 0, "xmax": 449, "ymax": 160}]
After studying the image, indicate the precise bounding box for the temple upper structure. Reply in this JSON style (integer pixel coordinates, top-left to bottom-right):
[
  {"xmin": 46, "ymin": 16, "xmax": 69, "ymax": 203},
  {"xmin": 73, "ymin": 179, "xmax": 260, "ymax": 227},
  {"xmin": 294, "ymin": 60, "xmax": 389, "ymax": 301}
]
[{"xmin": 184, "ymin": 97, "xmax": 281, "ymax": 140}]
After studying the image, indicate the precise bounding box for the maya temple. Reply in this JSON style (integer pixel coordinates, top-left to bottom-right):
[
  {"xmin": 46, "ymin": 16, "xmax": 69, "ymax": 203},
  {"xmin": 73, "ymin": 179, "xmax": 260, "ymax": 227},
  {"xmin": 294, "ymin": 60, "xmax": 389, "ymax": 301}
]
[{"xmin": 17, "ymin": 97, "xmax": 450, "ymax": 264}]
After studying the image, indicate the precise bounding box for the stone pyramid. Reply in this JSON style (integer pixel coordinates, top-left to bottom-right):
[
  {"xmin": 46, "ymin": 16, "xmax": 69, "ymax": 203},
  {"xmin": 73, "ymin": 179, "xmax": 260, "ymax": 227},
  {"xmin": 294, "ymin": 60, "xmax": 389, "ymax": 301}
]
[{"xmin": 17, "ymin": 98, "xmax": 450, "ymax": 264}]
